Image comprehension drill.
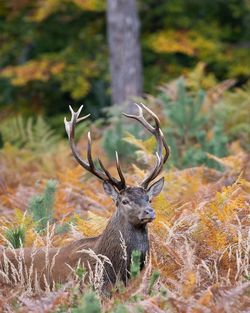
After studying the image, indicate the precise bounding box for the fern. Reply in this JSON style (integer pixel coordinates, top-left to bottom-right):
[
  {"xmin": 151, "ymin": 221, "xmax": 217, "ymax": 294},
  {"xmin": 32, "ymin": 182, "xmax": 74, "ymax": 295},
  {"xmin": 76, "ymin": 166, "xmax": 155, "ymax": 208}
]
[
  {"xmin": 216, "ymin": 82, "xmax": 250, "ymax": 151},
  {"xmin": 148, "ymin": 270, "xmax": 160, "ymax": 295},
  {"xmin": 159, "ymin": 78, "xmax": 228, "ymax": 168},
  {"xmin": 28, "ymin": 180, "xmax": 57, "ymax": 232},
  {"xmin": 0, "ymin": 115, "xmax": 61, "ymax": 152},
  {"xmin": 130, "ymin": 250, "xmax": 141, "ymax": 279},
  {"xmin": 73, "ymin": 291, "xmax": 101, "ymax": 313},
  {"xmin": 4, "ymin": 226, "xmax": 25, "ymax": 248}
]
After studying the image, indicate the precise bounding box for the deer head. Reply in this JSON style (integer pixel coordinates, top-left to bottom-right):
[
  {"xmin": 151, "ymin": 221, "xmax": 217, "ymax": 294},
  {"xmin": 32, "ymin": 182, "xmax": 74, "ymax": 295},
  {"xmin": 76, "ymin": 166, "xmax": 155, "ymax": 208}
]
[
  {"xmin": 103, "ymin": 180, "xmax": 164, "ymax": 226},
  {"xmin": 64, "ymin": 103, "xmax": 169, "ymax": 227}
]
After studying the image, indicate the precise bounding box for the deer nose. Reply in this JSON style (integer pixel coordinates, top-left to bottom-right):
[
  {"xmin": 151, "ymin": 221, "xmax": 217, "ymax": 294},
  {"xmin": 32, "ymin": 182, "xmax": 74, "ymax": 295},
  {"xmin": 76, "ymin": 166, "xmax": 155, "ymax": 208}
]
[{"xmin": 145, "ymin": 207, "xmax": 155, "ymax": 219}]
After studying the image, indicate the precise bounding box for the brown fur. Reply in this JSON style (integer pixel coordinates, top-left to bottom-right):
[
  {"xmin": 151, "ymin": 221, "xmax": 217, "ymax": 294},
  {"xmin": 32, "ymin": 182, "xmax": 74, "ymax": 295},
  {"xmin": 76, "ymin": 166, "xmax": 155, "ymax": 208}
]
[{"xmin": 0, "ymin": 184, "xmax": 163, "ymax": 290}]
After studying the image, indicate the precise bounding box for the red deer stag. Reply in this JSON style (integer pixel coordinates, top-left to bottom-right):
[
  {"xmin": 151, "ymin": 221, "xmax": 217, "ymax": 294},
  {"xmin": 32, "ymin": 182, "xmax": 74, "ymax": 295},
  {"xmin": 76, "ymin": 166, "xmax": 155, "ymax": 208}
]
[{"xmin": 0, "ymin": 103, "xmax": 169, "ymax": 290}]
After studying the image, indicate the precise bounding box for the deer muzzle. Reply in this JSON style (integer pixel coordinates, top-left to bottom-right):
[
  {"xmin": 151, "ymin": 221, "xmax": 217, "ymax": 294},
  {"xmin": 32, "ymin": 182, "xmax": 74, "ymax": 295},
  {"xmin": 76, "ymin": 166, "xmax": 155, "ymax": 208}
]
[{"xmin": 141, "ymin": 207, "xmax": 156, "ymax": 222}]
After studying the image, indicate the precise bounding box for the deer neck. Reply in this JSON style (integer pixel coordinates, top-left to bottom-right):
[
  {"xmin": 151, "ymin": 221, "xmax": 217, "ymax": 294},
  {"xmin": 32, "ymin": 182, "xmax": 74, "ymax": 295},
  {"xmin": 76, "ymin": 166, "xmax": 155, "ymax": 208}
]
[
  {"xmin": 100, "ymin": 210, "xmax": 149, "ymax": 252},
  {"xmin": 94, "ymin": 210, "xmax": 149, "ymax": 284}
]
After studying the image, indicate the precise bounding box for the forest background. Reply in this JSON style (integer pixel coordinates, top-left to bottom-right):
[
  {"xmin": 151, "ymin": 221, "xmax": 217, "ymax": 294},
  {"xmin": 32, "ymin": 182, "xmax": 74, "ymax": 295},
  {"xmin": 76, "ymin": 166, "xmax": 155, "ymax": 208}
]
[
  {"xmin": 0, "ymin": 0, "xmax": 249, "ymax": 312},
  {"xmin": 0, "ymin": 0, "xmax": 250, "ymax": 167}
]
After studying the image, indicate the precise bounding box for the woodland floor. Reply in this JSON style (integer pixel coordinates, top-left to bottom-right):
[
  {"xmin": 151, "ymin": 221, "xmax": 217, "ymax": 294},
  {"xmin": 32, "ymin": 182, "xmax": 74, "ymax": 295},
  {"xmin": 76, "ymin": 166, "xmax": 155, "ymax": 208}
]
[{"xmin": 0, "ymin": 138, "xmax": 249, "ymax": 312}]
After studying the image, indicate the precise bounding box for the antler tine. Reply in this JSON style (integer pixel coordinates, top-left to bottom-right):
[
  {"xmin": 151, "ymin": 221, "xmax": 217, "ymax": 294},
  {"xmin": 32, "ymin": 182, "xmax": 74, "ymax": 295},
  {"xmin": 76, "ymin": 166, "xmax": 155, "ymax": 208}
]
[
  {"xmin": 139, "ymin": 103, "xmax": 161, "ymax": 129},
  {"xmin": 98, "ymin": 156, "xmax": 126, "ymax": 190},
  {"xmin": 161, "ymin": 129, "xmax": 170, "ymax": 163},
  {"xmin": 98, "ymin": 158, "xmax": 114, "ymax": 180},
  {"xmin": 115, "ymin": 151, "xmax": 126, "ymax": 188},
  {"xmin": 123, "ymin": 103, "xmax": 154, "ymax": 133},
  {"xmin": 64, "ymin": 106, "xmax": 126, "ymax": 190},
  {"xmin": 87, "ymin": 132, "xmax": 95, "ymax": 169},
  {"xmin": 144, "ymin": 130, "xmax": 170, "ymax": 183},
  {"xmin": 64, "ymin": 105, "xmax": 90, "ymax": 139},
  {"xmin": 123, "ymin": 103, "xmax": 169, "ymax": 189},
  {"xmin": 64, "ymin": 106, "xmax": 105, "ymax": 181}
]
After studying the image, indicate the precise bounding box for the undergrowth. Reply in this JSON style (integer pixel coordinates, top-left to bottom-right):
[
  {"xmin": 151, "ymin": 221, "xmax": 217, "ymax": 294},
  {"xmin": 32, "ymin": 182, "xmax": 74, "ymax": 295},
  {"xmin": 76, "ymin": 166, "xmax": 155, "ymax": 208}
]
[
  {"xmin": 28, "ymin": 179, "xmax": 57, "ymax": 232},
  {"xmin": 0, "ymin": 83, "xmax": 249, "ymax": 311},
  {"xmin": 0, "ymin": 132, "xmax": 249, "ymax": 312}
]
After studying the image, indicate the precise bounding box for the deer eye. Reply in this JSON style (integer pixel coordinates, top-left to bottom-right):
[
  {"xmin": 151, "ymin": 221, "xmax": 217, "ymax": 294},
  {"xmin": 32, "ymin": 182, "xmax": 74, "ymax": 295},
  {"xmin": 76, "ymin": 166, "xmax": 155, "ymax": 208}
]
[{"xmin": 122, "ymin": 199, "xmax": 129, "ymax": 205}]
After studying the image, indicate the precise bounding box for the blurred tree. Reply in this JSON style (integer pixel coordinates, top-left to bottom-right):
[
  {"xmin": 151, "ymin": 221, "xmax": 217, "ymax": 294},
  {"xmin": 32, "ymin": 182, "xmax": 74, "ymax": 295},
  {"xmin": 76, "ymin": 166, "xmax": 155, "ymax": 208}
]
[
  {"xmin": 0, "ymin": 0, "xmax": 249, "ymax": 123},
  {"xmin": 107, "ymin": 0, "xmax": 142, "ymax": 106}
]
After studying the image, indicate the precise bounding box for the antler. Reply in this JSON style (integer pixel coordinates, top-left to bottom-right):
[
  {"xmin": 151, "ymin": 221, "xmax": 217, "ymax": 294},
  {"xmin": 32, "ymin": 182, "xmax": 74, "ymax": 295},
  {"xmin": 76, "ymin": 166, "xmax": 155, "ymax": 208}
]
[
  {"xmin": 123, "ymin": 103, "xmax": 169, "ymax": 189},
  {"xmin": 64, "ymin": 104, "xmax": 169, "ymax": 191},
  {"xmin": 64, "ymin": 105, "xmax": 126, "ymax": 191}
]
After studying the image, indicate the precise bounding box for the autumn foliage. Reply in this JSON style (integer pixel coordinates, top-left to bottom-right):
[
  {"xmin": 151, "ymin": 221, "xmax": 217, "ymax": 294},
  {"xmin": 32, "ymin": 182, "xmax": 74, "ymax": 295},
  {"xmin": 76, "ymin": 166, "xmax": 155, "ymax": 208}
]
[
  {"xmin": 0, "ymin": 0, "xmax": 249, "ymax": 311},
  {"xmin": 0, "ymin": 105, "xmax": 249, "ymax": 312}
]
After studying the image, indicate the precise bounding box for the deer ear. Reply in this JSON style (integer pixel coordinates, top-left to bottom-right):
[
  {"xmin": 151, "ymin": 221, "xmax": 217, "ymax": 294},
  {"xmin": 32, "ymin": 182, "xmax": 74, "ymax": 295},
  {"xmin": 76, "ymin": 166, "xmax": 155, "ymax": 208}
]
[
  {"xmin": 103, "ymin": 182, "xmax": 119, "ymax": 201},
  {"xmin": 147, "ymin": 177, "xmax": 164, "ymax": 199}
]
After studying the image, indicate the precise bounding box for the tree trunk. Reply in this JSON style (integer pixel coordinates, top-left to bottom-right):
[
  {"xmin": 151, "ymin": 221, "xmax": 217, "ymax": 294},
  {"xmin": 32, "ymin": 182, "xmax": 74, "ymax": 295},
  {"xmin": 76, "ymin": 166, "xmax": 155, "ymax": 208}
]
[{"xmin": 107, "ymin": 0, "xmax": 142, "ymax": 106}]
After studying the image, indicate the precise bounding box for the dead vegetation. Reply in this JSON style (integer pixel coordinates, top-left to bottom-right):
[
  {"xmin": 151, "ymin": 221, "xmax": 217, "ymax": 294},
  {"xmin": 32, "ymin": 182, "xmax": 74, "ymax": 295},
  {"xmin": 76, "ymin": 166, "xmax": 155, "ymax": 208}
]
[{"xmin": 0, "ymin": 119, "xmax": 249, "ymax": 312}]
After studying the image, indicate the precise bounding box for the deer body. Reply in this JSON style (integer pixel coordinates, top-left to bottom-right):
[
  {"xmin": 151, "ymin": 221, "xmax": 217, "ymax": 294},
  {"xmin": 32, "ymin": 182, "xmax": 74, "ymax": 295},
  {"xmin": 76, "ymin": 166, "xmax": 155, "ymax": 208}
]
[
  {"xmin": 0, "ymin": 237, "xmax": 98, "ymax": 288},
  {"xmin": 0, "ymin": 104, "xmax": 169, "ymax": 290},
  {"xmin": 0, "ymin": 203, "xmax": 150, "ymax": 288}
]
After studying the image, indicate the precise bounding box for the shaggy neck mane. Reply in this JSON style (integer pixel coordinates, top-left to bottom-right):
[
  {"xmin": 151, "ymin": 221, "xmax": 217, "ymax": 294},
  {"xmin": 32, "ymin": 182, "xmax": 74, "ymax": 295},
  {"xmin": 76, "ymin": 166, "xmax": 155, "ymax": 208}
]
[{"xmin": 94, "ymin": 209, "xmax": 149, "ymax": 285}]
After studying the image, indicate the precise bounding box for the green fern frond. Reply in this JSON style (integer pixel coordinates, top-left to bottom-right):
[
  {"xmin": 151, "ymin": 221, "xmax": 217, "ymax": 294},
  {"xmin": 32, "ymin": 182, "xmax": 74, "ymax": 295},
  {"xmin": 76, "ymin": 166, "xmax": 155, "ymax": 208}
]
[
  {"xmin": 28, "ymin": 179, "xmax": 57, "ymax": 232},
  {"xmin": 4, "ymin": 226, "xmax": 26, "ymax": 248},
  {"xmin": 0, "ymin": 115, "xmax": 61, "ymax": 153},
  {"xmin": 74, "ymin": 291, "xmax": 101, "ymax": 313}
]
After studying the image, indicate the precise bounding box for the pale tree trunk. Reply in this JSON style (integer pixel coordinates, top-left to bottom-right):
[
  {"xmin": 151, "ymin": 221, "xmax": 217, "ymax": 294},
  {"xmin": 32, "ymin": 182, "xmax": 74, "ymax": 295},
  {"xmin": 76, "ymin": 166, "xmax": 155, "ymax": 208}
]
[{"xmin": 107, "ymin": 0, "xmax": 142, "ymax": 106}]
